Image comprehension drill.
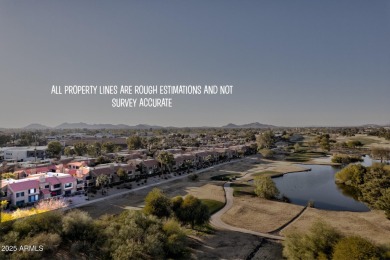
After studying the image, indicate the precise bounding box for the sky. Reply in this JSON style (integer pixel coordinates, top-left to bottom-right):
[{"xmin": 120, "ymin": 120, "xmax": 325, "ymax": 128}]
[{"xmin": 0, "ymin": 0, "xmax": 389, "ymax": 128}]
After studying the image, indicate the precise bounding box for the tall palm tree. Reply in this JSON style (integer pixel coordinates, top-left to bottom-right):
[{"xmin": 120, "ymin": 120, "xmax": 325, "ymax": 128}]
[
  {"xmin": 157, "ymin": 151, "xmax": 174, "ymax": 174},
  {"xmin": 95, "ymin": 174, "xmax": 110, "ymax": 194}
]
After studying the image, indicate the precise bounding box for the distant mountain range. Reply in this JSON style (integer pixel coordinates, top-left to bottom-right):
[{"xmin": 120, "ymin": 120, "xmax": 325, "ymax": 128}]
[
  {"xmin": 20, "ymin": 122, "xmax": 389, "ymax": 130},
  {"xmin": 22, "ymin": 121, "xmax": 276, "ymax": 130},
  {"xmin": 221, "ymin": 122, "xmax": 276, "ymax": 129},
  {"xmin": 23, "ymin": 122, "xmax": 165, "ymax": 130},
  {"xmin": 23, "ymin": 123, "xmax": 52, "ymax": 130}
]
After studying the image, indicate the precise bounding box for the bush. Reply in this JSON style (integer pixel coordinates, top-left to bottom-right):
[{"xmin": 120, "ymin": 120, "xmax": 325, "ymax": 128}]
[
  {"xmin": 12, "ymin": 232, "xmax": 61, "ymax": 260},
  {"xmin": 283, "ymin": 221, "xmax": 341, "ymax": 259},
  {"xmin": 102, "ymin": 210, "xmax": 188, "ymax": 260},
  {"xmin": 188, "ymin": 173, "xmax": 199, "ymax": 181},
  {"xmin": 162, "ymin": 219, "xmax": 188, "ymax": 258},
  {"xmin": 375, "ymin": 188, "xmax": 390, "ymax": 219},
  {"xmin": 143, "ymin": 188, "xmax": 171, "ymax": 218},
  {"xmin": 259, "ymin": 148, "xmax": 274, "ymax": 159},
  {"xmin": 254, "ymin": 176, "xmax": 279, "ymax": 199},
  {"xmin": 331, "ymin": 154, "xmax": 363, "ymax": 164},
  {"xmin": 62, "ymin": 210, "xmax": 96, "ymax": 242},
  {"xmin": 334, "ymin": 164, "xmax": 366, "ymax": 186},
  {"xmin": 13, "ymin": 211, "xmax": 62, "ymax": 238},
  {"xmin": 333, "ymin": 236, "xmax": 381, "ymax": 260},
  {"xmin": 172, "ymin": 195, "xmax": 210, "ymax": 228}
]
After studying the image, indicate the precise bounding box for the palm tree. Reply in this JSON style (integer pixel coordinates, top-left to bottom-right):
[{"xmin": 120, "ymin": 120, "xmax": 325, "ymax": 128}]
[
  {"xmin": 95, "ymin": 174, "xmax": 110, "ymax": 195},
  {"xmin": 136, "ymin": 162, "xmax": 147, "ymax": 177},
  {"xmin": 157, "ymin": 151, "xmax": 174, "ymax": 175}
]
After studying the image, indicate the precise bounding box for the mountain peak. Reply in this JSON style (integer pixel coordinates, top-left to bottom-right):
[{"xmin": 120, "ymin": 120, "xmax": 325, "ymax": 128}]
[{"xmin": 221, "ymin": 122, "xmax": 276, "ymax": 128}]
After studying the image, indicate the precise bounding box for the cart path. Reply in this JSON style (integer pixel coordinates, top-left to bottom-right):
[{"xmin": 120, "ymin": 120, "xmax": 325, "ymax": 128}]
[{"xmin": 210, "ymin": 182, "xmax": 285, "ymax": 240}]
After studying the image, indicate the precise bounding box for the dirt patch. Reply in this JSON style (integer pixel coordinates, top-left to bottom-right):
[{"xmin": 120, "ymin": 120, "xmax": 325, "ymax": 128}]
[
  {"xmin": 221, "ymin": 195, "xmax": 304, "ymax": 233},
  {"xmin": 189, "ymin": 230, "xmax": 263, "ymax": 260},
  {"xmin": 280, "ymin": 208, "xmax": 390, "ymax": 246},
  {"xmin": 252, "ymin": 240, "xmax": 283, "ymax": 260}
]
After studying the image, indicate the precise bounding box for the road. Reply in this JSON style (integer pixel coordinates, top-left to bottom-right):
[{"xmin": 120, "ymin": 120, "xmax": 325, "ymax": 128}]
[{"xmin": 210, "ymin": 182, "xmax": 285, "ymax": 241}]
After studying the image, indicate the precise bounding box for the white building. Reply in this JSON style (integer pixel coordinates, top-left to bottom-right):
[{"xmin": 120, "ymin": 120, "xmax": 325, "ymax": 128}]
[{"xmin": 1, "ymin": 146, "xmax": 48, "ymax": 162}]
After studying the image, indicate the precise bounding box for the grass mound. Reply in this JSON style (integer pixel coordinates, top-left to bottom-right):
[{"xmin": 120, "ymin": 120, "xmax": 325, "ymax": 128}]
[{"xmin": 201, "ymin": 199, "xmax": 225, "ymax": 215}]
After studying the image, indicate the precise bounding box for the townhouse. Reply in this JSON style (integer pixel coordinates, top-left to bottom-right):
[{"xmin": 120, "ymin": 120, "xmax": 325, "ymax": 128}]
[
  {"xmin": 173, "ymin": 153, "xmax": 196, "ymax": 171},
  {"xmin": 4, "ymin": 173, "xmax": 77, "ymax": 207}
]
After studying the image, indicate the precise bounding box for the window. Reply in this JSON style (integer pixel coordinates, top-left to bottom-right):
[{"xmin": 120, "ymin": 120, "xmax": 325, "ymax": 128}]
[
  {"xmin": 16, "ymin": 192, "xmax": 25, "ymax": 198},
  {"xmin": 28, "ymin": 195, "xmax": 38, "ymax": 203},
  {"xmin": 53, "ymin": 184, "xmax": 61, "ymax": 189},
  {"xmin": 64, "ymin": 183, "xmax": 72, "ymax": 189},
  {"xmin": 44, "ymin": 185, "xmax": 49, "ymax": 189},
  {"xmin": 28, "ymin": 188, "xmax": 37, "ymax": 194}
]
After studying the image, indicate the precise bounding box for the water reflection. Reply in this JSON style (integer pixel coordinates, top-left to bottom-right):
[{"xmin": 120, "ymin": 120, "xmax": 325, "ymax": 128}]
[{"xmin": 271, "ymin": 163, "xmax": 370, "ymax": 212}]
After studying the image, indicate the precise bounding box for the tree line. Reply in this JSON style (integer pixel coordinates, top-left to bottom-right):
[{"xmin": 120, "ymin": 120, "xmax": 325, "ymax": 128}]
[
  {"xmin": 0, "ymin": 188, "xmax": 212, "ymax": 259},
  {"xmin": 335, "ymin": 163, "xmax": 390, "ymax": 219}
]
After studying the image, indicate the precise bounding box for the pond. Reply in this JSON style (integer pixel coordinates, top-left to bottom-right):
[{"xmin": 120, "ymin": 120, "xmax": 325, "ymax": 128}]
[{"xmin": 271, "ymin": 157, "xmax": 380, "ymax": 212}]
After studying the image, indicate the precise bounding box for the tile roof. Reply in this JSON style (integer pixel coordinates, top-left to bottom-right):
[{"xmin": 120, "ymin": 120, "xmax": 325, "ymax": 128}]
[
  {"xmin": 8, "ymin": 179, "xmax": 40, "ymax": 192},
  {"xmin": 46, "ymin": 177, "xmax": 61, "ymax": 185},
  {"xmin": 58, "ymin": 176, "xmax": 76, "ymax": 184},
  {"xmin": 91, "ymin": 167, "xmax": 115, "ymax": 177}
]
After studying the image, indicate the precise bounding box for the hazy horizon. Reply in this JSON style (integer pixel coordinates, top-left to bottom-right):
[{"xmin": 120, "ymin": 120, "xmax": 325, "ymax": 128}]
[
  {"xmin": 1, "ymin": 1, "xmax": 389, "ymax": 128},
  {"xmin": 1, "ymin": 120, "xmax": 388, "ymax": 129}
]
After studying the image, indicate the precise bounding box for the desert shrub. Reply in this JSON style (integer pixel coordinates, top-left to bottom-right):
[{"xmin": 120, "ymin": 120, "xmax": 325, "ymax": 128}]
[
  {"xmin": 376, "ymin": 188, "xmax": 390, "ymax": 219},
  {"xmin": 102, "ymin": 210, "xmax": 188, "ymax": 260},
  {"xmin": 188, "ymin": 173, "xmax": 199, "ymax": 181},
  {"xmin": 283, "ymin": 221, "xmax": 341, "ymax": 260},
  {"xmin": 62, "ymin": 210, "xmax": 103, "ymax": 257},
  {"xmin": 11, "ymin": 232, "xmax": 61, "ymax": 260},
  {"xmin": 62, "ymin": 210, "xmax": 96, "ymax": 241},
  {"xmin": 331, "ymin": 154, "xmax": 363, "ymax": 164},
  {"xmin": 143, "ymin": 188, "xmax": 171, "ymax": 218},
  {"xmin": 332, "ymin": 236, "xmax": 381, "ymax": 260},
  {"xmin": 259, "ymin": 148, "xmax": 274, "ymax": 159},
  {"xmin": 162, "ymin": 219, "xmax": 188, "ymax": 258},
  {"xmin": 13, "ymin": 211, "xmax": 62, "ymax": 238}
]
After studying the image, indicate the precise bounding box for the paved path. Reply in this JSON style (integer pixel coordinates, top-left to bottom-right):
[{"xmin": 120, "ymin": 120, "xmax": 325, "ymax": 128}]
[{"xmin": 210, "ymin": 182, "xmax": 285, "ymax": 241}]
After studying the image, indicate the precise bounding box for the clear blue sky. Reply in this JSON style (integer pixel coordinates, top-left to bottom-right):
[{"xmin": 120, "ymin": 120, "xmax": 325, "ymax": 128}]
[{"xmin": 0, "ymin": 0, "xmax": 389, "ymax": 127}]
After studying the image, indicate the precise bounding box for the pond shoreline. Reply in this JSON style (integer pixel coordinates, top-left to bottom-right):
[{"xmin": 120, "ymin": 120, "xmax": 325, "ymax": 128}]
[{"xmin": 270, "ymin": 162, "xmax": 370, "ymax": 212}]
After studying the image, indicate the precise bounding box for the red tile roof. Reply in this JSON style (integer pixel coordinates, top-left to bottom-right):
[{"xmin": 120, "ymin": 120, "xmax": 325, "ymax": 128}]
[
  {"xmin": 46, "ymin": 177, "xmax": 60, "ymax": 185},
  {"xmin": 91, "ymin": 167, "xmax": 115, "ymax": 177},
  {"xmin": 58, "ymin": 176, "xmax": 76, "ymax": 184},
  {"xmin": 8, "ymin": 179, "xmax": 40, "ymax": 192}
]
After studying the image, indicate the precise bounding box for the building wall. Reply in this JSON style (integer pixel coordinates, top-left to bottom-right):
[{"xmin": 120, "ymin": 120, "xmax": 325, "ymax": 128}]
[{"xmin": 8, "ymin": 188, "xmax": 40, "ymax": 206}]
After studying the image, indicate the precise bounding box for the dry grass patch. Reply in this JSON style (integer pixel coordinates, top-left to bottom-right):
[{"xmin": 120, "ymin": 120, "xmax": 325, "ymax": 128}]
[
  {"xmin": 337, "ymin": 134, "xmax": 390, "ymax": 148},
  {"xmin": 280, "ymin": 208, "xmax": 390, "ymax": 246},
  {"xmin": 221, "ymin": 195, "xmax": 304, "ymax": 233},
  {"xmin": 186, "ymin": 183, "xmax": 225, "ymax": 203}
]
